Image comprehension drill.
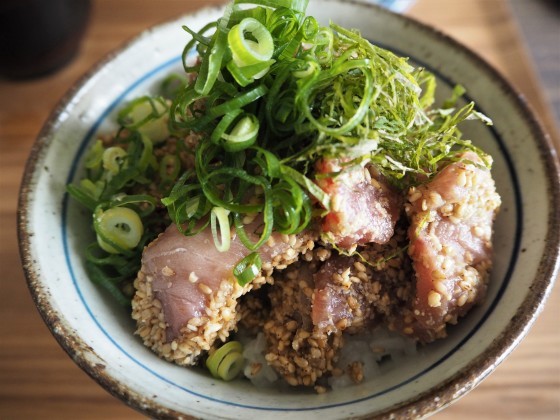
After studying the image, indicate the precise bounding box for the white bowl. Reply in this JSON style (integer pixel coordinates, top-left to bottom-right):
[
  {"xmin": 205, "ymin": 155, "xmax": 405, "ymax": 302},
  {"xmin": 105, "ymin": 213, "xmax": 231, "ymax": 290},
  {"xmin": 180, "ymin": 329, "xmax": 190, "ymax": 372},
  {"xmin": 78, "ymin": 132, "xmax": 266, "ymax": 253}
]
[{"xmin": 18, "ymin": 1, "xmax": 560, "ymax": 418}]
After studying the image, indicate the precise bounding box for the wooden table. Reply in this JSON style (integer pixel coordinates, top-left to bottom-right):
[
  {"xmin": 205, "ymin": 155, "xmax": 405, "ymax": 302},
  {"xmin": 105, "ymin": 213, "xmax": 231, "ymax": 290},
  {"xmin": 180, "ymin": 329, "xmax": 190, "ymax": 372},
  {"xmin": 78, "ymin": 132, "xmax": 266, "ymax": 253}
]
[{"xmin": 1, "ymin": 0, "xmax": 558, "ymax": 418}]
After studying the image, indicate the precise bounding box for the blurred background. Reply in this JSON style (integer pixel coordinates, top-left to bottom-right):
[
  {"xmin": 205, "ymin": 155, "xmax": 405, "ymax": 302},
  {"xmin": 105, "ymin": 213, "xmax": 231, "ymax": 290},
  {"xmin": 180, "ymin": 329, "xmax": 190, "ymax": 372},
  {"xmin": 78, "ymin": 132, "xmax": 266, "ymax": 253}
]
[
  {"xmin": 506, "ymin": 0, "xmax": 559, "ymax": 127},
  {"xmin": 1, "ymin": 0, "xmax": 558, "ymax": 418}
]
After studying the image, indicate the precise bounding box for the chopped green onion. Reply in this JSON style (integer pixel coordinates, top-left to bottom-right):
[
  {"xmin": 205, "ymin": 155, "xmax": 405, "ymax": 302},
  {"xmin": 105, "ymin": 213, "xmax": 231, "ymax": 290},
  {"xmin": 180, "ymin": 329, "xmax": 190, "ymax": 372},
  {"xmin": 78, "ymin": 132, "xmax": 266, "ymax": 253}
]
[
  {"xmin": 79, "ymin": 179, "xmax": 104, "ymax": 201},
  {"xmin": 292, "ymin": 58, "xmax": 319, "ymax": 79},
  {"xmin": 118, "ymin": 96, "xmax": 170, "ymax": 143},
  {"xmin": 67, "ymin": 183, "xmax": 98, "ymax": 211},
  {"xmin": 226, "ymin": 59, "xmax": 275, "ymax": 86},
  {"xmin": 194, "ymin": 2, "xmax": 234, "ymax": 95},
  {"xmin": 234, "ymin": 0, "xmax": 309, "ymax": 13},
  {"xmin": 85, "ymin": 139, "xmax": 104, "ymax": 169},
  {"xmin": 312, "ymin": 27, "xmax": 334, "ymax": 64},
  {"xmin": 69, "ymin": 0, "xmax": 494, "ymax": 308},
  {"xmin": 105, "ymin": 194, "xmax": 158, "ymax": 218},
  {"xmin": 222, "ymin": 113, "xmax": 259, "ymax": 152},
  {"xmin": 102, "ymin": 147, "xmax": 127, "ymax": 175},
  {"xmin": 85, "ymin": 243, "xmax": 140, "ymax": 278},
  {"xmin": 210, "ymin": 207, "xmax": 231, "ymax": 252},
  {"xmin": 206, "ymin": 341, "xmax": 244, "ymax": 381},
  {"xmin": 118, "ymin": 96, "xmax": 167, "ymax": 128},
  {"xmin": 280, "ymin": 165, "xmax": 331, "ymax": 210},
  {"xmin": 211, "ymin": 109, "xmax": 243, "ymax": 144},
  {"xmin": 233, "ymin": 252, "xmax": 262, "ymax": 286},
  {"xmin": 94, "ymin": 206, "xmax": 144, "ymax": 254},
  {"xmin": 85, "ymin": 261, "xmax": 131, "ymax": 307},
  {"xmin": 217, "ymin": 352, "xmax": 245, "ymax": 381},
  {"xmin": 228, "ymin": 18, "xmax": 274, "ymax": 67}
]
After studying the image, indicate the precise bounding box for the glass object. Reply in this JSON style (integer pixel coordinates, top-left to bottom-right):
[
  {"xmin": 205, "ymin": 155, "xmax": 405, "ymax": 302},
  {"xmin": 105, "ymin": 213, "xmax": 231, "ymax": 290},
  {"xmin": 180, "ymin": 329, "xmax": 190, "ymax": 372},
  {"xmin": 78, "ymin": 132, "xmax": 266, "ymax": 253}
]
[{"xmin": 0, "ymin": 0, "xmax": 91, "ymax": 79}]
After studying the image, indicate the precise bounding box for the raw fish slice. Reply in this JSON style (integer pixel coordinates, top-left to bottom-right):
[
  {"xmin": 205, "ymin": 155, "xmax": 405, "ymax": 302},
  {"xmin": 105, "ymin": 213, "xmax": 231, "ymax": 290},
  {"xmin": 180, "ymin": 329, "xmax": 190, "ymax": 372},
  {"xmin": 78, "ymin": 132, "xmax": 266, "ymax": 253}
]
[
  {"xmin": 316, "ymin": 158, "xmax": 401, "ymax": 249},
  {"xmin": 132, "ymin": 222, "xmax": 314, "ymax": 365},
  {"xmin": 406, "ymin": 152, "xmax": 501, "ymax": 339}
]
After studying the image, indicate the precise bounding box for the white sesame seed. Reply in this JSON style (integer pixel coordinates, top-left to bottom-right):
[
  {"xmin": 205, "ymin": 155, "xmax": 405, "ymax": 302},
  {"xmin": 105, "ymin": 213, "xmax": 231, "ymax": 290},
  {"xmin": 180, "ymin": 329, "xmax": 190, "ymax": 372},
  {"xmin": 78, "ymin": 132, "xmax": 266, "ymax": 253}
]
[
  {"xmin": 188, "ymin": 271, "xmax": 199, "ymax": 283},
  {"xmin": 198, "ymin": 283, "xmax": 213, "ymax": 295}
]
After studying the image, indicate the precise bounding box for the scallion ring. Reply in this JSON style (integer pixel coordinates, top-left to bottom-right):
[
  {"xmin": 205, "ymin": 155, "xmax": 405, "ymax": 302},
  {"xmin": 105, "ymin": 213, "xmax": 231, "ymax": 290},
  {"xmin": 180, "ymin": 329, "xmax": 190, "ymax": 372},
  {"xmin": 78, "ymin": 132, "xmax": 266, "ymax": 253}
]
[
  {"xmin": 94, "ymin": 206, "xmax": 144, "ymax": 254},
  {"xmin": 118, "ymin": 96, "xmax": 167, "ymax": 128},
  {"xmin": 79, "ymin": 179, "xmax": 104, "ymax": 202},
  {"xmin": 226, "ymin": 59, "xmax": 274, "ymax": 87},
  {"xmin": 210, "ymin": 207, "xmax": 231, "ymax": 252},
  {"xmin": 221, "ymin": 113, "xmax": 259, "ymax": 152},
  {"xmin": 228, "ymin": 17, "xmax": 274, "ymax": 67},
  {"xmin": 292, "ymin": 58, "xmax": 319, "ymax": 79},
  {"xmin": 210, "ymin": 109, "xmax": 243, "ymax": 144},
  {"xmin": 211, "ymin": 111, "xmax": 259, "ymax": 152},
  {"xmin": 217, "ymin": 352, "xmax": 245, "ymax": 381},
  {"xmin": 102, "ymin": 147, "xmax": 127, "ymax": 175},
  {"xmin": 233, "ymin": 252, "xmax": 262, "ymax": 286},
  {"xmin": 205, "ymin": 341, "xmax": 244, "ymax": 381},
  {"xmin": 118, "ymin": 97, "xmax": 169, "ymax": 143}
]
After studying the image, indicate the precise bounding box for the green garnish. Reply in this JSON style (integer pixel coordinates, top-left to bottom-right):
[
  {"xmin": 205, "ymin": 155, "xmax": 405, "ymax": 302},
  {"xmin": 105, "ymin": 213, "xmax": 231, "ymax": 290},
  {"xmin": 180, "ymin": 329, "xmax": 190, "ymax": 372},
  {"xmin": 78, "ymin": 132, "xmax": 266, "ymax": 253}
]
[
  {"xmin": 206, "ymin": 341, "xmax": 245, "ymax": 381},
  {"xmin": 67, "ymin": 77, "xmax": 185, "ymax": 306},
  {"xmin": 210, "ymin": 206, "xmax": 232, "ymax": 252},
  {"xmin": 163, "ymin": 0, "xmax": 491, "ymax": 282},
  {"xmin": 94, "ymin": 206, "xmax": 144, "ymax": 254},
  {"xmin": 228, "ymin": 17, "xmax": 274, "ymax": 67},
  {"xmin": 233, "ymin": 252, "xmax": 263, "ymax": 286},
  {"xmin": 68, "ymin": 0, "xmax": 493, "ymax": 301},
  {"xmin": 117, "ymin": 96, "xmax": 170, "ymax": 143}
]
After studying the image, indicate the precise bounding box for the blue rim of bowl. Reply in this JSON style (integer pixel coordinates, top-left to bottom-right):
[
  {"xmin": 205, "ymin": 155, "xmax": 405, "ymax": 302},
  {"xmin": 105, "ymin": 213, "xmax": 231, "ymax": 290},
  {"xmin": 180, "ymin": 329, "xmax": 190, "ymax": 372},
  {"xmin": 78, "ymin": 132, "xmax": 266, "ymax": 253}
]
[
  {"xmin": 62, "ymin": 44, "xmax": 522, "ymax": 412},
  {"xmin": 18, "ymin": 1, "xmax": 560, "ymax": 418}
]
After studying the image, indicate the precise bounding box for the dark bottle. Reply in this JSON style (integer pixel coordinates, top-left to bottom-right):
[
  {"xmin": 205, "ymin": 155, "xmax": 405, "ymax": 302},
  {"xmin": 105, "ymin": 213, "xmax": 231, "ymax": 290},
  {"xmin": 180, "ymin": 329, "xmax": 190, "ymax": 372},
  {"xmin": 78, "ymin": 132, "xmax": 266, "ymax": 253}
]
[{"xmin": 0, "ymin": 0, "xmax": 91, "ymax": 79}]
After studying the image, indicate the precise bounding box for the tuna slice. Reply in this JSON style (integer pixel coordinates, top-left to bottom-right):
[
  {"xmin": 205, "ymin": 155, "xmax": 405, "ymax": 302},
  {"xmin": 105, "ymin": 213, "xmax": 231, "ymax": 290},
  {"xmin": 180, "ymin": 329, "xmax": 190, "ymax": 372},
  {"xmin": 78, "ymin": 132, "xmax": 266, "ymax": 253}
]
[
  {"xmin": 312, "ymin": 255, "xmax": 373, "ymax": 332},
  {"xmin": 132, "ymin": 222, "xmax": 313, "ymax": 365},
  {"xmin": 264, "ymin": 261, "xmax": 344, "ymax": 388},
  {"xmin": 407, "ymin": 152, "xmax": 501, "ymax": 340},
  {"xmin": 311, "ymin": 226, "xmax": 414, "ymax": 336},
  {"xmin": 316, "ymin": 158, "xmax": 401, "ymax": 249}
]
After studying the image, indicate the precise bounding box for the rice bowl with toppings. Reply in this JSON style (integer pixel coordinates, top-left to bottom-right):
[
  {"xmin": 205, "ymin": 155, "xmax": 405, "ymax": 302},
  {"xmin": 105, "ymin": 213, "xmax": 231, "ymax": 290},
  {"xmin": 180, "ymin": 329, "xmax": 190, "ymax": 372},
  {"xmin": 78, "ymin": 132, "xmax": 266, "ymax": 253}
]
[{"xmin": 18, "ymin": 0, "xmax": 560, "ymax": 418}]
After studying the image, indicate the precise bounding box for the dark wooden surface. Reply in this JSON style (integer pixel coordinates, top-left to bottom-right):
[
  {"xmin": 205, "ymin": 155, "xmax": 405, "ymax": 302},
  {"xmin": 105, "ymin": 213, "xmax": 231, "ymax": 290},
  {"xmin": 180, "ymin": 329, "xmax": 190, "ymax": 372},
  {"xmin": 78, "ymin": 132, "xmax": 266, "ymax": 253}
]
[{"xmin": 1, "ymin": 0, "xmax": 558, "ymax": 418}]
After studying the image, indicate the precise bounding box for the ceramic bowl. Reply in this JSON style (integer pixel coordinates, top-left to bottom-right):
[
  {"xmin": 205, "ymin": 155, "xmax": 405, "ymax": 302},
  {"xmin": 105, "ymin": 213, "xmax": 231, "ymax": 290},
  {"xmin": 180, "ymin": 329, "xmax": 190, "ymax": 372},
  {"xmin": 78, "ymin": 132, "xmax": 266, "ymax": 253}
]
[{"xmin": 18, "ymin": 1, "xmax": 560, "ymax": 418}]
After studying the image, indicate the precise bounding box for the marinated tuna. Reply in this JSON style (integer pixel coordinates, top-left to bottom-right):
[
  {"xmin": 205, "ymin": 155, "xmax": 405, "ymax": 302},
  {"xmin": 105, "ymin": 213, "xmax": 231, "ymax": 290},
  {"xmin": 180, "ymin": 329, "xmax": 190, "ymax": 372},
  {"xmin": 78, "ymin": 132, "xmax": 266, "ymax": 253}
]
[
  {"xmin": 68, "ymin": 0, "xmax": 504, "ymax": 394},
  {"xmin": 312, "ymin": 255, "xmax": 374, "ymax": 332},
  {"xmin": 316, "ymin": 159, "xmax": 401, "ymax": 249},
  {"xmin": 404, "ymin": 152, "xmax": 501, "ymax": 340},
  {"xmin": 132, "ymin": 223, "xmax": 314, "ymax": 365},
  {"xmin": 263, "ymin": 261, "xmax": 344, "ymax": 391}
]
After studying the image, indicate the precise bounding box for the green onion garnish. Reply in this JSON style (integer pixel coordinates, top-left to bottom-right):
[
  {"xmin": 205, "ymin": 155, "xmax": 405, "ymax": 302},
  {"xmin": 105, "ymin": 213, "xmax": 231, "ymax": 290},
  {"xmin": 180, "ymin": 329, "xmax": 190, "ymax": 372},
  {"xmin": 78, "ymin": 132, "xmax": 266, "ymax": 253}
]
[
  {"xmin": 206, "ymin": 341, "xmax": 244, "ymax": 381},
  {"xmin": 118, "ymin": 96, "xmax": 170, "ymax": 143},
  {"xmin": 233, "ymin": 252, "xmax": 262, "ymax": 286},
  {"xmin": 228, "ymin": 17, "xmax": 274, "ymax": 67},
  {"xmin": 94, "ymin": 206, "xmax": 144, "ymax": 254},
  {"xmin": 68, "ymin": 0, "xmax": 493, "ymax": 302},
  {"xmin": 210, "ymin": 207, "xmax": 232, "ymax": 252}
]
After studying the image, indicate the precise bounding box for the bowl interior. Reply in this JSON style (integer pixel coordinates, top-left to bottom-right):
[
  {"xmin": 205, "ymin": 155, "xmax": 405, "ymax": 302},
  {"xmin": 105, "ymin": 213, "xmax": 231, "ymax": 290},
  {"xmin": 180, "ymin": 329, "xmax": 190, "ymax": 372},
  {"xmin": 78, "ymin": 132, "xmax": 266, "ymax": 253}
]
[{"xmin": 21, "ymin": 1, "xmax": 558, "ymax": 418}]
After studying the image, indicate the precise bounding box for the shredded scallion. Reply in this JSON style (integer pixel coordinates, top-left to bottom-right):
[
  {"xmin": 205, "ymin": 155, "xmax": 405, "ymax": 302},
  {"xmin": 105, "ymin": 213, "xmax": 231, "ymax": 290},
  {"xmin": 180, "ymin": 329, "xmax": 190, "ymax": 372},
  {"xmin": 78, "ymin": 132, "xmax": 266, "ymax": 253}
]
[{"xmin": 68, "ymin": 0, "xmax": 492, "ymax": 303}]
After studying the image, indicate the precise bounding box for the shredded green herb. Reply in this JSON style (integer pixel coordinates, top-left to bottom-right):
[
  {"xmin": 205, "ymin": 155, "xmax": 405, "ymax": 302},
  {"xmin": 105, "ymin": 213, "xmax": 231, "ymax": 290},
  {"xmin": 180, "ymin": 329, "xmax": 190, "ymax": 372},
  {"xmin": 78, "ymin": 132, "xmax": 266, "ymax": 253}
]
[
  {"xmin": 68, "ymin": 0, "xmax": 492, "ymax": 301},
  {"xmin": 164, "ymin": 0, "xmax": 491, "ymax": 253}
]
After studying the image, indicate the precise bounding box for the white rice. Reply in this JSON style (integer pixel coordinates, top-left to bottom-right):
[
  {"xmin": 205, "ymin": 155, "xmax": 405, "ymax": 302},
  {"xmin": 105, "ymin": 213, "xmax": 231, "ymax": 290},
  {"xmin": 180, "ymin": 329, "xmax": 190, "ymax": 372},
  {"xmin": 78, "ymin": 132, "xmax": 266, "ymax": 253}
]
[
  {"xmin": 239, "ymin": 327, "xmax": 417, "ymax": 390},
  {"xmin": 241, "ymin": 332, "xmax": 280, "ymax": 388},
  {"xmin": 329, "ymin": 327, "xmax": 417, "ymax": 390}
]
